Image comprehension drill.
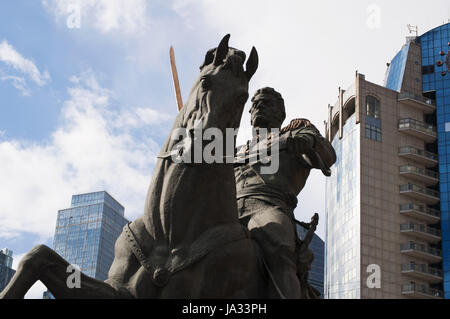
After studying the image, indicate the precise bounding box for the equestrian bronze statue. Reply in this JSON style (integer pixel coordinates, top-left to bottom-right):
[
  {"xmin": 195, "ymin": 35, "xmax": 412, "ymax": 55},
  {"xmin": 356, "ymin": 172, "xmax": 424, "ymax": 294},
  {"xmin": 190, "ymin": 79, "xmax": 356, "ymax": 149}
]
[{"xmin": 0, "ymin": 35, "xmax": 335, "ymax": 299}]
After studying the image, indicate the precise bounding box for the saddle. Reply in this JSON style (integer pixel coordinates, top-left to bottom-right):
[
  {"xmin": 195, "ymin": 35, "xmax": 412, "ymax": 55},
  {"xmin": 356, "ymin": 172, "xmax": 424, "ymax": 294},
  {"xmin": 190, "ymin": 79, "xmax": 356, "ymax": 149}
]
[{"xmin": 123, "ymin": 221, "xmax": 249, "ymax": 287}]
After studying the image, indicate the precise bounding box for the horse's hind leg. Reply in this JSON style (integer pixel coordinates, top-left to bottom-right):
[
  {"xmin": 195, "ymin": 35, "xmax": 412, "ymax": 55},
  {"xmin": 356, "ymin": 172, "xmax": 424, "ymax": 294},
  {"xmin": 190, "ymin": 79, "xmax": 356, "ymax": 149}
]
[{"xmin": 0, "ymin": 245, "xmax": 119, "ymax": 299}]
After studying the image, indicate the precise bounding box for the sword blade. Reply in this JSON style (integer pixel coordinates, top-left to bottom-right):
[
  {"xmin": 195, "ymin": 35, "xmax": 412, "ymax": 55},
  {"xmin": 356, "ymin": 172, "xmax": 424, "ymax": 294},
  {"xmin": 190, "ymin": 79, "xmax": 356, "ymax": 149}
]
[{"xmin": 169, "ymin": 46, "xmax": 183, "ymax": 111}]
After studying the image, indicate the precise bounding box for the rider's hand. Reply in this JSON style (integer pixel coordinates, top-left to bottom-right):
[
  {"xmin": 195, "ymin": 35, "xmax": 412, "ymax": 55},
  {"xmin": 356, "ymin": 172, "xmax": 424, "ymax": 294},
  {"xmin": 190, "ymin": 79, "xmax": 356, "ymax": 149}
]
[{"xmin": 287, "ymin": 134, "xmax": 314, "ymax": 156}]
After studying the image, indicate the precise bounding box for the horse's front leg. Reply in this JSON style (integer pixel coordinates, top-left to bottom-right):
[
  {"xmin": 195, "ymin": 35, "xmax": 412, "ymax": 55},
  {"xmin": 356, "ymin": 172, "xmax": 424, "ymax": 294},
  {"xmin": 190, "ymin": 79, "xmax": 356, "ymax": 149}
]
[{"xmin": 0, "ymin": 245, "xmax": 119, "ymax": 299}]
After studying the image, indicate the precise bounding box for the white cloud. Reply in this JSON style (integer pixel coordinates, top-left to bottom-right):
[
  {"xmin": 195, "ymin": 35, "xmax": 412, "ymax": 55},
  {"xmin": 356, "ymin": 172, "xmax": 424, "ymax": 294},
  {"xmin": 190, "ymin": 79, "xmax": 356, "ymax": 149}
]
[
  {"xmin": 42, "ymin": 0, "xmax": 149, "ymax": 35},
  {"xmin": 0, "ymin": 73, "xmax": 30, "ymax": 96},
  {"xmin": 0, "ymin": 40, "xmax": 50, "ymax": 87},
  {"xmin": 0, "ymin": 70, "xmax": 171, "ymax": 241},
  {"xmin": 0, "ymin": 40, "xmax": 50, "ymax": 95},
  {"xmin": 114, "ymin": 107, "xmax": 173, "ymax": 129}
]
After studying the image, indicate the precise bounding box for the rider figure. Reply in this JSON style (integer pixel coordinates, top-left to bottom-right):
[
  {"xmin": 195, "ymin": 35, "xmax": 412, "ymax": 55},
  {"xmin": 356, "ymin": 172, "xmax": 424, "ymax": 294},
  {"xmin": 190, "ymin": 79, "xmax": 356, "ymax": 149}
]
[{"xmin": 234, "ymin": 87, "xmax": 336, "ymax": 298}]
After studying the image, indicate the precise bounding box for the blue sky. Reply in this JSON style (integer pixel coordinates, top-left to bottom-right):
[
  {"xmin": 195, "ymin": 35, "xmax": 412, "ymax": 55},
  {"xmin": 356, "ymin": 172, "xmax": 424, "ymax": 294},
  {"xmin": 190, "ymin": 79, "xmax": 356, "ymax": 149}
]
[
  {"xmin": 1, "ymin": 0, "xmax": 450, "ymax": 298},
  {"xmin": 0, "ymin": 1, "xmax": 175, "ymax": 141}
]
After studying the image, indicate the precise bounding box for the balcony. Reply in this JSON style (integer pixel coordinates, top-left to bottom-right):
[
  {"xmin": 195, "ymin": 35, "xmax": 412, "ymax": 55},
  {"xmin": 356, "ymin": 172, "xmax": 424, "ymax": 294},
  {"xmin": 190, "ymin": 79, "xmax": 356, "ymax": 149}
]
[
  {"xmin": 398, "ymin": 92, "xmax": 436, "ymax": 114},
  {"xmin": 400, "ymin": 223, "xmax": 441, "ymax": 243},
  {"xmin": 399, "ymin": 184, "xmax": 440, "ymax": 204},
  {"xmin": 399, "ymin": 204, "xmax": 440, "ymax": 223},
  {"xmin": 401, "ymin": 283, "xmax": 443, "ymax": 299},
  {"xmin": 399, "ymin": 165, "xmax": 439, "ymax": 185},
  {"xmin": 401, "ymin": 264, "xmax": 443, "ymax": 283},
  {"xmin": 398, "ymin": 119, "xmax": 437, "ymax": 143},
  {"xmin": 398, "ymin": 146, "xmax": 438, "ymax": 166},
  {"xmin": 400, "ymin": 242, "xmax": 442, "ymax": 262}
]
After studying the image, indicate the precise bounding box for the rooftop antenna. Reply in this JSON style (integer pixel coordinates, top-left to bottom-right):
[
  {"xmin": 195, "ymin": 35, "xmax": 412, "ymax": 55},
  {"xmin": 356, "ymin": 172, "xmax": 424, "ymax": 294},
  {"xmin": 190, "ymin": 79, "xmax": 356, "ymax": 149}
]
[
  {"xmin": 407, "ymin": 24, "xmax": 418, "ymax": 37},
  {"xmin": 447, "ymin": 4, "xmax": 450, "ymax": 24}
]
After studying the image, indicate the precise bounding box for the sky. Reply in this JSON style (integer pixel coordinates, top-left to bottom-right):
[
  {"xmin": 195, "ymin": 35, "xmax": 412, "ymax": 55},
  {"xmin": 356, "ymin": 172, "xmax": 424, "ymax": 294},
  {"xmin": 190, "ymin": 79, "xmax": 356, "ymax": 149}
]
[{"xmin": 0, "ymin": 0, "xmax": 449, "ymax": 298}]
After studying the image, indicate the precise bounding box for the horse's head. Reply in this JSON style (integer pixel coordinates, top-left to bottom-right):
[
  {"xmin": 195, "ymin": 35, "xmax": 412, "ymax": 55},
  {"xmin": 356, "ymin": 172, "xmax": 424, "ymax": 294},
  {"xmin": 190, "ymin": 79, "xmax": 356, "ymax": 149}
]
[{"xmin": 181, "ymin": 34, "xmax": 258, "ymax": 132}]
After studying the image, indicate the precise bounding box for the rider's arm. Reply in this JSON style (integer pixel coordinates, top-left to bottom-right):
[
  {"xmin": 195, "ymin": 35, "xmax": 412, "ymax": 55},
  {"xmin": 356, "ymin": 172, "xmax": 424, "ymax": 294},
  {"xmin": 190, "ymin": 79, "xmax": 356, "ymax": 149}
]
[
  {"xmin": 285, "ymin": 125, "xmax": 321, "ymax": 158},
  {"xmin": 284, "ymin": 122, "xmax": 337, "ymax": 176}
]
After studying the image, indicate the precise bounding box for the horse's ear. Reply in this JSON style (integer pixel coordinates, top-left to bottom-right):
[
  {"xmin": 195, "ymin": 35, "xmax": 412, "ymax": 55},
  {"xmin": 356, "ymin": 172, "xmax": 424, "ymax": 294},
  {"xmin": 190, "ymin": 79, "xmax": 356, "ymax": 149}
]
[
  {"xmin": 245, "ymin": 47, "xmax": 258, "ymax": 81},
  {"xmin": 200, "ymin": 49, "xmax": 215, "ymax": 70},
  {"xmin": 213, "ymin": 34, "xmax": 230, "ymax": 66}
]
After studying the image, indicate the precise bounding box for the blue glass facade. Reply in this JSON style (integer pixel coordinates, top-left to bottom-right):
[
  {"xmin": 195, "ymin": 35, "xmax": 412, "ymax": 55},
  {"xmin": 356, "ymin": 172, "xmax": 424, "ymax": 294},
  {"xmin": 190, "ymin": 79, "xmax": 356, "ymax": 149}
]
[
  {"xmin": 325, "ymin": 114, "xmax": 361, "ymax": 299},
  {"xmin": 53, "ymin": 191, "xmax": 128, "ymax": 281},
  {"xmin": 417, "ymin": 23, "xmax": 450, "ymax": 298},
  {"xmin": 297, "ymin": 225, "xmax": 324, "ymax": 297},
  {"xmin": 0, "ymin": 248, "xmax": 15, "ymax": 293},
  {"xmin": 42, "ymin": 291, "xmax": 54, "ymax": 299},
  {"xmin": 385, "ymin": 44, "xmax": 410, "ymax": 92}
]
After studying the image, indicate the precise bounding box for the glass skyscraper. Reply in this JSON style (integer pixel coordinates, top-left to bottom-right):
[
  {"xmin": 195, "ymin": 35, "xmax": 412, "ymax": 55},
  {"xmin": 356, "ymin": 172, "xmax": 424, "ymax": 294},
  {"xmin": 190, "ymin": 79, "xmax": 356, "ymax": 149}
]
[
  {"xmin": 384, "ymin": 23, "xmax": 450, "ymax": 298},
  {"xmin": 325, "ymin": 114, "xmax": 361, "ymax": 299},
  {"xmin": 53, "ymin": 191, "xmax": 129, "ymax": 281},
  {"xmin": 297, "ymin": 225, "xmax": 325, "ymax": 297},
  {"xmin": 325, "ymin": 23, "xmax": 449, "ymax": 299},
  {"xmin": 418, "ymin": 23, "xmax": 450, "ymax": 299},
  {"xmin": 0, "ymin": 248, "xmax": 16, "ymax": 293}
]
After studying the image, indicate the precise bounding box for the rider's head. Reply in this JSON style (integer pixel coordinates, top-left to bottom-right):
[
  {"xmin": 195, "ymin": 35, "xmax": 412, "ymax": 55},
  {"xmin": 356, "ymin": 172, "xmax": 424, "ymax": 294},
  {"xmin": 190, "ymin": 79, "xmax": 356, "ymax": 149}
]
[{"xmin": 249, "ymin": 87, "xmax": 286, "ymax": 129}]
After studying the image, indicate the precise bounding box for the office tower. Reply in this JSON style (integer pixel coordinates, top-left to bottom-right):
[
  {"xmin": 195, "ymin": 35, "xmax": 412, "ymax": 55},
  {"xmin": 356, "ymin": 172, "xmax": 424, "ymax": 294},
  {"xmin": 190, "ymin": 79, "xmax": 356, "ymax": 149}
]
[
  {"xmin": 297, "ymin": 225, "xmax": 325, "ymax": 297},
  {"xmin": 42, "ymin": 290, "xmax": 54, "ymax": 299},
  {"xmin": 53, "ymin": 191, "xmax": 129, "ymax": 281},
  {"xmin": 0, "ymin": 248, "xmax": 16, "ymax": 292},
  {"xmin": 325, "ymin": 22, "xmax": 449, "ymax": 299},
  {"xmin": 413, "ymin": 23, "xmax": 450, "ymax": 299}
]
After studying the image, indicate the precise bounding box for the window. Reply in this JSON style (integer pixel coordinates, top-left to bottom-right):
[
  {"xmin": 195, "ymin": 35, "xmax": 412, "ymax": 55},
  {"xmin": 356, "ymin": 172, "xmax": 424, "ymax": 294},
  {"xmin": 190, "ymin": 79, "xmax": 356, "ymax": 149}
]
[
  {"xmin": 422, "ymin": 65, "xmax": 434, "ymax": 75},
  {"xmin": 366, "ymin": 95, "xmax": 380, "ymax": 118},
  {"xmin": 365, "ymin": 95, "xmax": 381, "ymax": 142},
  {"xmin": 365, "ymin": 124, "xmax": 382, "ymax": 142}
]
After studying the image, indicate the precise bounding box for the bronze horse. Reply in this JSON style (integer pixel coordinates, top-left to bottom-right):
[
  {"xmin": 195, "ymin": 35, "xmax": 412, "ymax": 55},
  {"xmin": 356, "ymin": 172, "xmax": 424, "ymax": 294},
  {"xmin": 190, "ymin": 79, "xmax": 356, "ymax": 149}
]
[{"xmin": 0, "ymin": 35, "xmax": 272, "ymax": 299}]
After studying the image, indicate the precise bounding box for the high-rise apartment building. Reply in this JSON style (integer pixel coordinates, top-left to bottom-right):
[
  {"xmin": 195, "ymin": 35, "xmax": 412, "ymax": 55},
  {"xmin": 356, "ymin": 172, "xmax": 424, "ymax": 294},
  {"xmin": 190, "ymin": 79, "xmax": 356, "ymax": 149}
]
[
  {"xmin": 0, "ymin": 248, "xmax": 16, "ymax": 293},
  {"xmin": 53, "ymin": 191, "xmax": 129, "ymax": 281},
  {"xmin": 325, "ymin": 22, "xmax": 449, "ymax": 299},
  {"xmin": 297, "ymin": 225, "xmax": 325, "ymax": 297}
]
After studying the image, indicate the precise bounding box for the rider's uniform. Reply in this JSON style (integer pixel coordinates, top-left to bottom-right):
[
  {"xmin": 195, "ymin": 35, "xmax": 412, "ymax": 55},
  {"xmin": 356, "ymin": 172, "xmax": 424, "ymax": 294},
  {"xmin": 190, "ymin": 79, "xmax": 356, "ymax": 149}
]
[{"xmin": 234, "ymin": 121, "xmax": 335, "ymax": 298}]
